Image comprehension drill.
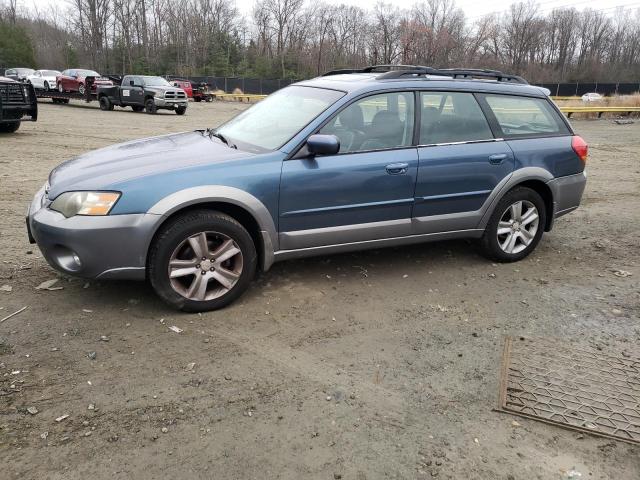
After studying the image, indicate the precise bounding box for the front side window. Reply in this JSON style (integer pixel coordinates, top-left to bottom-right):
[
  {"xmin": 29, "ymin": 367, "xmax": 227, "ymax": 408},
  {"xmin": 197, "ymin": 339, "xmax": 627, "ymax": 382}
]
[
  {"xmin": 481, "ymin": 94, "xmax": 569, "ymax": 137},
  {"xmin": 320, "ymin": 91, "xmax": 414, "ymax": 153},
  {"xmin": 217, "ymin": 85, "xmax": 344, "ymax": 152},
  {"xmin": 420, "ymin": 91, "xmax": 493, "ymax": 145}
]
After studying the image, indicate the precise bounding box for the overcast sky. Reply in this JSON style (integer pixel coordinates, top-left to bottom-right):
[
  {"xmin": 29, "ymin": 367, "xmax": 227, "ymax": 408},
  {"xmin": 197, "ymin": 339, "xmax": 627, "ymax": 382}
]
[{"xmin": 24, "ymin": 0, "xmax": 640, "ymax": 21}]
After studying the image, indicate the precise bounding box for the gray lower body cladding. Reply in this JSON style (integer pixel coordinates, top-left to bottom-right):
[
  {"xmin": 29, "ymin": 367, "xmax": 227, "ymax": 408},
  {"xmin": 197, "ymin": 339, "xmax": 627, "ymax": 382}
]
[{"xmin": 28, "ymin": 171, "xmax": 587, "ymax": 280}]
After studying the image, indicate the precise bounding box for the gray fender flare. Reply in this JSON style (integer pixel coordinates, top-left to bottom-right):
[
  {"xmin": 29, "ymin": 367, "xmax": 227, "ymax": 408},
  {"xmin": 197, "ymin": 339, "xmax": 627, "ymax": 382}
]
[
  {"xmin": 478, "ymin": 167, "xmax": 554, "ymax": 230},
  {"xmin": 147, "ymin": 186, "xmax": 278, "ymax": 270}
]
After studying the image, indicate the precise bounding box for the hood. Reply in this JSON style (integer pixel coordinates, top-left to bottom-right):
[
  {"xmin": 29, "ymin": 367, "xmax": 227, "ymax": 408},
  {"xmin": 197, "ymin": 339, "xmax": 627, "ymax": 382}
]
[
  {"xmin": 47, "ymin": 131, "xmax": 249, "ymax": 199},
  {"xmin": 146, "ymin": 85, "xmax": 185, "ymax": 94}
]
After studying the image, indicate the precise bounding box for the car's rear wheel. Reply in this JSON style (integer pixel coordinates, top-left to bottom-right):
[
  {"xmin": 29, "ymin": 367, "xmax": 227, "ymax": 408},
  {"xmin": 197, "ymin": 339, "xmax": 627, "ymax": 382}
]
[
  {"xmin": 148, "ymin": 210, "xmax": 257, "ymax": 312},
  {"xmin": 0, "ymin": 122, "xmax": 20, "ymax": 133},
  {"xmin": 99, "ymin": 96, "xmax": 113, "ymax": 111},
  {"xmin": 479, "ymin": 187, "xmax": 546, "ymax": 262},
  {"xmin": 145, "ymin": 98, "xmax": 157, "ymax": 114}
]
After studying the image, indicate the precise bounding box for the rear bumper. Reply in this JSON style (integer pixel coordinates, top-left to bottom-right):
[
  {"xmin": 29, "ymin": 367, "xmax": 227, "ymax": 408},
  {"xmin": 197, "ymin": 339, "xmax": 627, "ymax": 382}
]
[
  {"xmin": 548, "ymin": 171, "xmax": 587, "ymax": 219},
  {"xmin": 27, "ymin": 187, "xmax": 160, "ymax": 280}
]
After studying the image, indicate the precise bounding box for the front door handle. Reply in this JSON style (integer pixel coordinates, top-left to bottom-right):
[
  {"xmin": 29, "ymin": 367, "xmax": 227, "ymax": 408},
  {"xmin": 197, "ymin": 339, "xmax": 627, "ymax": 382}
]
[
  {"xmin": 386, "ymin": 163, "xmax": 409, "ymax": 175},
  {"xmin": 488, "ymin": 154, "xmax": 508, "ymax": 164}
]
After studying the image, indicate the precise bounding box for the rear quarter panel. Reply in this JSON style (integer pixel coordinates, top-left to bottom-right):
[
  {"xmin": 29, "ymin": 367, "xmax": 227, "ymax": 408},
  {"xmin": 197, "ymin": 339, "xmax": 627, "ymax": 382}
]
[{"xmin": 507, "ymin": 136, "xmax": 584, "ymax": 177}]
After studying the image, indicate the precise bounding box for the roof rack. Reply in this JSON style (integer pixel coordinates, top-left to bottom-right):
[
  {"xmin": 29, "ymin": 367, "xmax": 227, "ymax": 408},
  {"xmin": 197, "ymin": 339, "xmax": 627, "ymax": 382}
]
[{"xmin": 321, "ymin": 65, "xmax": 528, "ymax": 85}]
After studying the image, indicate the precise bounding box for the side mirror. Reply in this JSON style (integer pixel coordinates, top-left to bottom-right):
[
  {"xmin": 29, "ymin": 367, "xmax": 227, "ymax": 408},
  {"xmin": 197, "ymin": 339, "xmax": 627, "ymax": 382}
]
[
  {"xmin": 129, "ymin": 80, "xmax": 135, "ymax": 86},
  {"xmin": 306, "ymin": 134, "xmax": 340, "ymax": 156}
]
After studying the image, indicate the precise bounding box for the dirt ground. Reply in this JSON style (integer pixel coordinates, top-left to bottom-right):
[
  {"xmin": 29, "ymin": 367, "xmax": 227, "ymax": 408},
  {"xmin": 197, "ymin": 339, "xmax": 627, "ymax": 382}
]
[{"xmin": 1, "ymin": 100, "xmax": 639, "ymax": 480}]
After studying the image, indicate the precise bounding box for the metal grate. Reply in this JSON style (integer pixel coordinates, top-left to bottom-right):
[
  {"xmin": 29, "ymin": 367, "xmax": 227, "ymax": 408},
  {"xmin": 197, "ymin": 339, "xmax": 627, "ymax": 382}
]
[{"xmin": 497, "ymin": 336, "xmax": 640, "ymax": 444}]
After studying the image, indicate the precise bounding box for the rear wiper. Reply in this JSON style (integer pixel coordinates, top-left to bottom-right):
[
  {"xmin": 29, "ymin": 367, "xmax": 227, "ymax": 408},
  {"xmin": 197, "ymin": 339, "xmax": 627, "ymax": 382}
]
[{"xmin": 208, "ymin": 129, "xmax": 236, "ymax": 149}]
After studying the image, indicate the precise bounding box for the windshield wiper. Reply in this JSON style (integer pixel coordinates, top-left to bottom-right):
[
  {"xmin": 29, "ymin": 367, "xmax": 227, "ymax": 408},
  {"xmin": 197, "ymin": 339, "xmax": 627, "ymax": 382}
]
[{"xmin": 208, "ymin": 129, "xmax": 236, "ymax": 149}]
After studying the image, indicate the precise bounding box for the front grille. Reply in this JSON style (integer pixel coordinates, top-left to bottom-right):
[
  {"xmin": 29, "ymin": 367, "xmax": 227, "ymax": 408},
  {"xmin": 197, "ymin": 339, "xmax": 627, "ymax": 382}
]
[
  {"xmin": 0, "ymin": 84, "xmax": 26, "ymax": 104},
  {"xmin": 165, "ymin": 90, "xmax": 186, "ymax": 100}
]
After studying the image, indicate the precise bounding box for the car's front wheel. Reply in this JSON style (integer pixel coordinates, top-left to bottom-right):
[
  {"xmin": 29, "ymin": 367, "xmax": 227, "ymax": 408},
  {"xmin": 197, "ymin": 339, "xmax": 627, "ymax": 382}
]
[
  {"xmin": 148, "ymin": 210, "xmax": 257, "ymax": 312},
  {"xmin": 145, "ymin": 98, "xmax": 157, "ymax": 114},
  {"xmin": 78, "ymin": 83, "xmax": 85, "ymax": 95},
  {"xmin": 480, "ymin": 187, "xmax": 546, "ymax": 262},
  {"xmin": 175, "ymin": 106, "xmax": 186, "ymax": 115},
  {"xmin": 0, "ymin": 122, "xmax": 20, "ymax": 133}
]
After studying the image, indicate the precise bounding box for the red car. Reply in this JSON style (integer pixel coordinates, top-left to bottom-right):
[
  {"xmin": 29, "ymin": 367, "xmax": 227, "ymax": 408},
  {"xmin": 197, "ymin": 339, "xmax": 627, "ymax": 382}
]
[
  {"xmin": 56, "ymin": 69, "xmax": 113, "ymax": 95},
  {"xmin": 171, "ymin": 79, "xmax": 193, "ymax": 98}
]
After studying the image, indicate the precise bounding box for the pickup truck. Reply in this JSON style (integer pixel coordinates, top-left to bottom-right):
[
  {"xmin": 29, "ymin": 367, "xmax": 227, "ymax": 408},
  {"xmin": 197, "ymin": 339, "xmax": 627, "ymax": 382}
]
[
  {"xmin": 0, "ymin": 76, "xmax": 37, "ymax": 132},
  {"xmin": 97, "ymin": 75, "xmax": 188, "ymax": 114}
]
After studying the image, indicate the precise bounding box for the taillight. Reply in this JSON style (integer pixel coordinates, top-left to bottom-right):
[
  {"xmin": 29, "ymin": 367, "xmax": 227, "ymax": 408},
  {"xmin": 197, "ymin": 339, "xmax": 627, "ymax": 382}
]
[{"xmin": 572, "ymin": 135, "xmax": 588, "ymax": 163}]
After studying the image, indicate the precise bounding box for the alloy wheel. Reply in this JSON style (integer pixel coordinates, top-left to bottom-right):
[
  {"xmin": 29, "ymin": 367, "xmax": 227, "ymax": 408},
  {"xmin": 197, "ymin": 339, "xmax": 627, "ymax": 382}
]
[
  {"xmin": 168, "ymin": 231, "xmax": 243, "ymax": 301},
  {"xmin": 496, "ymin": 200, "xmax": 539, "ymax": 254}
]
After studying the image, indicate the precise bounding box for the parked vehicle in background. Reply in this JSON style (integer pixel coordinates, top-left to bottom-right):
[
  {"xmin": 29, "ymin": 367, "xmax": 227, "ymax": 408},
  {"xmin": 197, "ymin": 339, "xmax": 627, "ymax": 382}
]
[
  {"xmin": 192, "ymin": 82, "xmax": 214, "ymax": 102},
  {"xmin": 4, "ymin": 68, "xmax": 35, "ymax": 82},
  {"xmin": 26, "ymin": 70, "xmax": 61, "ymax": 91},
  {"xmin": 27, "ymin": 65, "xmax": 587, "ymax": 312},
  {"xmin": 581, "ymin": 92, "xmax": 603, "ymax": 102},
  {"xmin": 0, "ymin": 76, "xmax": 37, "ymax": 133},
  {"xmin": 97, "ymin": 75, "xmax": 188, "ymax": 114},
  {"xmin": 57, "ymin": 69, "xmax": 113, "ymax": 95},
  {"xmin": 171, "ymin": 79, "xmax": 193, "ymax": 98}
]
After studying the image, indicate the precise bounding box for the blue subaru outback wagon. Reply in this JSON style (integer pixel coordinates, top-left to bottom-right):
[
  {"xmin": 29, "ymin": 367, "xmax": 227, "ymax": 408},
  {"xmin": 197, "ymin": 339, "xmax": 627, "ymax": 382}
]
[{"xmin": 27, "ymin": 66, "xmax": 587, "ymax": 311}]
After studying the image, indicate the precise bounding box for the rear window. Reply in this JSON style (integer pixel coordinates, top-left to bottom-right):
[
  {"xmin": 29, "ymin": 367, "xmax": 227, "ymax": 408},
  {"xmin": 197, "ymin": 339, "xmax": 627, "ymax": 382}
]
[
  {"xmin": 420, "ymin": 91, "xmax": 493, "ymax": 144},
  {"xmin": 481, "ymin": 94, "xmax": 569, "ymax": 137}
]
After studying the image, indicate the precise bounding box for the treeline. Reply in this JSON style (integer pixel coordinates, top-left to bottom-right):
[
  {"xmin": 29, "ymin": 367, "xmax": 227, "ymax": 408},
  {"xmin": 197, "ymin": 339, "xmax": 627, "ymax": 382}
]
[{"xmin": 1, "ymin": 0, "xmax": 640, "ymax": 82}]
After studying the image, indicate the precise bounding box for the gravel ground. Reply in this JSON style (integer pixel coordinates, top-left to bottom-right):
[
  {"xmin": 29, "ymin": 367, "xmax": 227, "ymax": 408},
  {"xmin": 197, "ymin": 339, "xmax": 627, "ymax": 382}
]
[{"xmin": 1, "ymin": 100, "xmax": 639, "ymax": 479}]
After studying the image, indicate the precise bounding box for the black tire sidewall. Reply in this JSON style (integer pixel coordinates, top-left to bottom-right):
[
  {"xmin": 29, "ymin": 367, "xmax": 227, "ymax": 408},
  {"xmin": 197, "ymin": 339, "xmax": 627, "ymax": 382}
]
[
  {"xmin": 149, "ymin": 210, "xmax": 257, "ymax": 312},
  {"xmin": 145, "ymin": 98, "xmax": 156, "ymax": 114},
  {"xmin": 175, "ymin": 107, "xmax": 186, "ymax": 115},
  {"xmin": 99, "ymin": 96, "xmax": 110, "ymax": 111},
  {"xmin": 0, "ymin": 122, "xmax": 20, "ymax": 133},
  {"xmin": 481, "ymin": 187, "xmax": 546, "ymax": 262}
]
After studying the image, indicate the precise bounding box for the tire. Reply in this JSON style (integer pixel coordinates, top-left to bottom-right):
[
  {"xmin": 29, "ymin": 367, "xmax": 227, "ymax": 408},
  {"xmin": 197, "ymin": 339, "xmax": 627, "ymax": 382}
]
[
  {"xmin": 205, "ymin": 95, "xmax": 213, "ymax": 102},
  {"xmin": 132, "ymin": 105, "xmax": 144, "ymax": 112},
  {"xmin": 148, "ymin": 210, "xmax": 257, "ymax": 312},
  {"xmin": 99, "ymin": 96, "xmax": 113, "ymax": 111},
  {"xmin": 175, "ymin": 106, "xmax": 186, "ymax": 115},
  {"xmin": 479, "ymin": 187, "xmax": 546, "ymax": 262},
  {"xmin": 57, "ymin": 82, "xmax": 64, "ymax": 93},
  {"xmin": 145, "ymin": 97, "xmax": 157, "ymax": 114},
  {"xmin": 0, "ymin": 122, "xmax": 20, "ymax": 133},
  {"xmin": 78, "ymin": 83, "xmax": 85, "ymax": 95}
]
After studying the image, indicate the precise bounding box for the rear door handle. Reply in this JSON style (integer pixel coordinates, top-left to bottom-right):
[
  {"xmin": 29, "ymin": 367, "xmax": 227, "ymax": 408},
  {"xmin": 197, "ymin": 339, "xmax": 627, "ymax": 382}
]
[
  {"xmin": 386, "ymin": 163, "xmax": 409, "ymax": 175},
  {"xmin": 488, "ymin": 153, "xmax": 508, "ymax": 164}
]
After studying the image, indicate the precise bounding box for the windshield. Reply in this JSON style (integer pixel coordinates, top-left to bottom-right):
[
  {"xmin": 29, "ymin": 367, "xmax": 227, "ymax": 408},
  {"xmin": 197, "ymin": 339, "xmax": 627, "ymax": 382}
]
[
  {"xmin": 216, "ymin": 85, "xmax": 344, "ymax": 151},
  {"xmin": 143, "ymin": 76, "xmax": 171, "ymax": 87},
  {"xmin": 41, "ymin": 70, "xmax": 60, "ymax": 76},
  {"xmin": 77, "ymin": 70, "xmax": 100, "ymax": 77}
]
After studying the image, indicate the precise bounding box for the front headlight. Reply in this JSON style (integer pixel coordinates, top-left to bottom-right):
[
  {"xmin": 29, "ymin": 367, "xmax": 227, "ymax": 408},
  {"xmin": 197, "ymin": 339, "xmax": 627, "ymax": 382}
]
[{"xmin": 50, "ymin": 191, "xmax": 121, "ymax": 218}]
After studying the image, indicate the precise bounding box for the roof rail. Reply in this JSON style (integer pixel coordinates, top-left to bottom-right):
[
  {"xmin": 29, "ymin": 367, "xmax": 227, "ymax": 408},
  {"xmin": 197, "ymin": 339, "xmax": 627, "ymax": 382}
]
[{"xmin": 322, "ymin": 64, "xmax": 528, "ymax": 85}]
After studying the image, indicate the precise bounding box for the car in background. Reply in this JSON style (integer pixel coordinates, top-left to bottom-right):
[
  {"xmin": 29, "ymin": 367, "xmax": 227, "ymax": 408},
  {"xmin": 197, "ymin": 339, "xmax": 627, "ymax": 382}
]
[
  {"xmin": 4, "ymin": 68, "xmax": 35, "ymax": 82},
  {"xmin": 56, "ymin": 69, "xmax": 113, "ymax": 95},
  {"xmin": 0, "ymin": 76, "xmax": 37, "ymax": 133},
  {"xmin": 581, "ymin": 92, "xmax": 603, "ymax": 102},
  {"xmin": 171, "ymin": 79, "xmax": 193, "ymax": 98},
  {"xmin": 26, "ymin": 69, "xmax": 61, "ymax": 91},
  {"xmin": 97, "ymin": 75, "xmax": 188, "ymax": 114}
]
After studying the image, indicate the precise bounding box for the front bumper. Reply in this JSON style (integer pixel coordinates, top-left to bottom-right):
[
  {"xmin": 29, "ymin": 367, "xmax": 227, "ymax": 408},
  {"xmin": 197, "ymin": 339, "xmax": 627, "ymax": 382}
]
[
  {"xmin": 27, "ymin": 187, "xmax": 160, "ymax": 280},
  {"xmin": 154, "ymin": 97, "xmax": 188, "ymax": 109}
]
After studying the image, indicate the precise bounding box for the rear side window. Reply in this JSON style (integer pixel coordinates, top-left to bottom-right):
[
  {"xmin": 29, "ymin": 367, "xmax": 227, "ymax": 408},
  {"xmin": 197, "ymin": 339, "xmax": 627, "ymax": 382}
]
[
  {"xmin": 419, "ymin": 92, "xmax": 493, "ymax": 145},
  {"xmin": 481, "ymin": 94, "xmax": 569, "ymax": 137}
]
